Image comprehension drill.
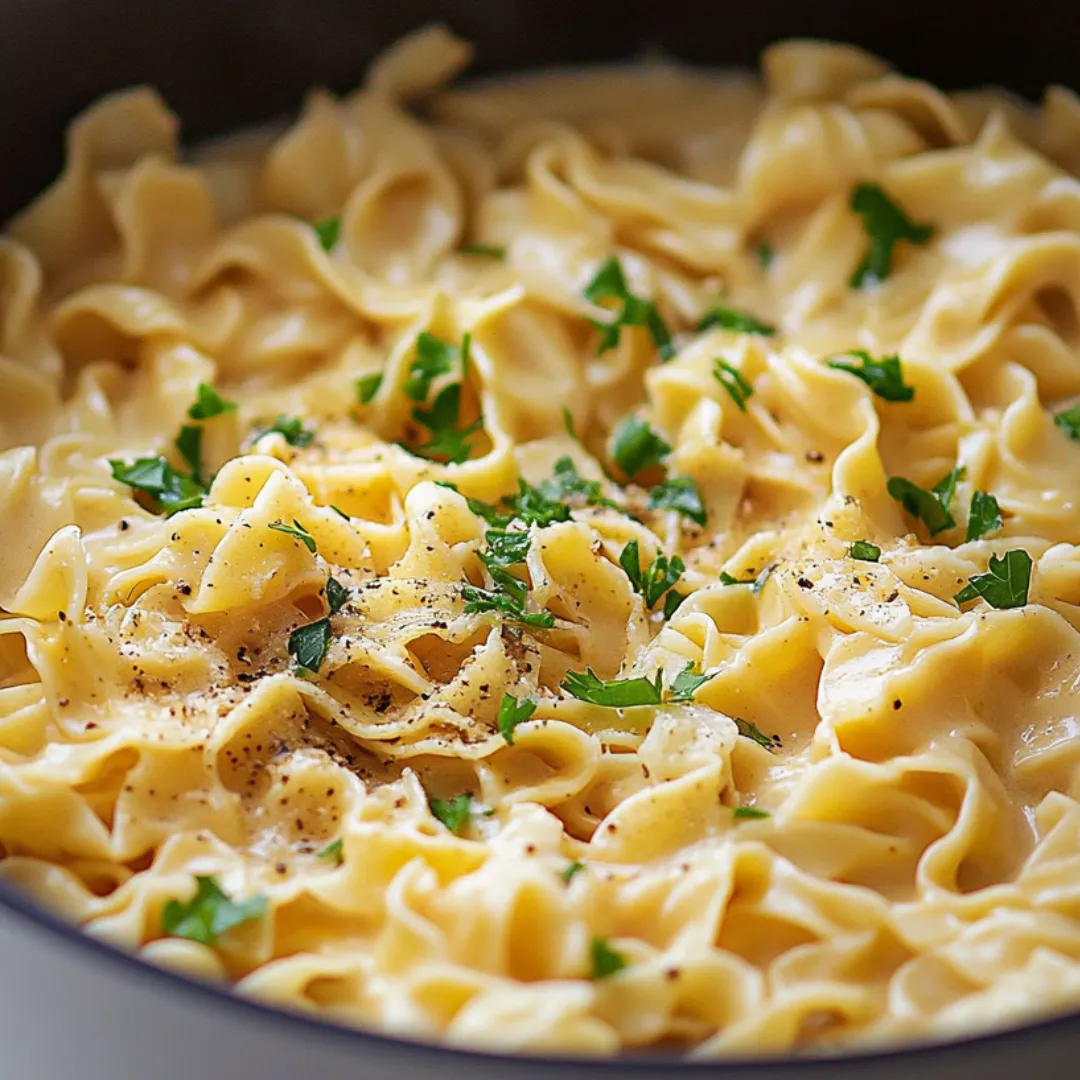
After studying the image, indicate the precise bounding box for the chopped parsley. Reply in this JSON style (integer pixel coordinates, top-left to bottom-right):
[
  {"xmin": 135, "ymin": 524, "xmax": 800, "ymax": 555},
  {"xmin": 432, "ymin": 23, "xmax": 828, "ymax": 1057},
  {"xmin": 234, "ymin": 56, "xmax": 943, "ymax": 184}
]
[
  {"xmin": 647, "ymin": 476, "xmax": 707, "ymax": 527},
  {"xmin": 954, "ymin": 549, "xmax": 1032, "ymax": 610},
  {"xmin": 887, "ymin": 465, "xmax": 965, "ymax": 536},
  {"xmin": 849, "ymin": 182, "xmax": 934, "ymax": 289},
  {"xmin": 459, "ymin": 242, "xmax": 506, "ymax": 258},
  {"xmin": 288, "ymin": 617, "xmax": 332, "ymax": 674},
  {"xmin": 161, "ymin": 876, "xmax": 266, "ymax": 946},
  {"xmin": 583, "ymin": 257, "xmax": 675, "ymax": 362},
  {"xmin": 406, "ymin": 331, "xmax": 469, "ymax": 401},
  {"xmin": 561, "ymin": 860, "xmax": 586, "ymax": 884},
  {"xmin": 268, "ymin": 519, "xmax": 316, "ymax": 553},
  {"xmin": 497, "ymin": 693, "xmax": 537, "ymax": 745},
  {"xmin": 713, "ymin": 358, "xmax": 754, "ymax": 411},
  {"xmin": 849, "ymin": 540, "xmax": 881, "ymax": 562},
  {"xmin": 826, "ymin": 350, "xmax": 914, "ymax": 402},
  {"xmin": 698, "ymin": 306, "xmax": 776, "ymax": 336},
  {"xmin": 720, "ymin": 567, "xmax": 772, "ymax": 593},
  {"xmin": 1055, "ymin": 404, "xmax": 1080, "ymax": 440},
  {"xmin": 966, "ymin": 491, "xmax": 1003, "ymax": 542},
  {"xmin": 326, "ymin": 576, "xmax": 348, "ymax": 615},
  {"xmin": 254, "ymin": 415, "xmax": 315, "ymax": 448},
  {"xmin": 590, "ymin": 936, "xmax": 628, "ymax": 979},
  {"xmin": 330, "ymin": 505, "xmax": 350, "ymax": 520},
  {"xmin": 316, "ymin": 837, "xmax": 344, "ymax": 864},
  {"xmin": 619, "ymin": 540, "xmax": 684, "ymax": 610},
  {"xmin": 505, "ymin": 477, "xmax": 573, "ymax": 528},
  {"xmin": 755, "ymin": 241, "xmax": 774, "ymax": 268},
  {"xmin": 561, "ymin": 668, "xmax": 664, "ymax": 707},
  {"xmin": 735, "ymin": 717, "xmax": 780, "ymax": 751},
  {"xmin": 410, "ymin": 384, "xmax": 482, "ymax": 465},
  {"xmin": 462, "ymin": 583, "xmax": 555, "ymax": 630},
  {"xmin": 667, "ymin": 662, "xmax": 713, "ymax": 702},
  {"xmin": 187, "ymin": 383, "xmax": 237, "ymax": 420},
  {"xmin": 540, "ymin": 457, "xmax": 627, "ymax": 515},
  {"xmin": 313, "ymin": 217, "xmax": 341, "ymax": 252},
  {"xmin": 482, "ymin": 528, "xmax": 532, "ymax": 568},
  {"xmin": 733, "ymin": 806, "xmax": 771, "ymax": 820},
  {"xmin": 356, "ymin": 373, "xmax": 383, "ymax": 404},
  {"xmin": 610, "ymin": 415, "xmax": 671, "ymax": 479},
  {"xmin": 174, "ymin": 424, "xmax": 203, "ymax": 480},
  {"xmin": 109, "ymin": 458, "xmax": 205, "ymax": 516},
  {"xmin": 429, "ymin": 792, "xmax": 474, "ymax": 835}
]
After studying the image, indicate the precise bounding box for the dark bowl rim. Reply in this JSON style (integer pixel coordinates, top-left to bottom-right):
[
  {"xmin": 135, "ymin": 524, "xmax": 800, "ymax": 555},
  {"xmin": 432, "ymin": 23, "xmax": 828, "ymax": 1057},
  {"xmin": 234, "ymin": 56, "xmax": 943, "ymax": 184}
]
[{"xmin": 1, "ymin": 877, "xmax": 1078, "ymax": 1072}]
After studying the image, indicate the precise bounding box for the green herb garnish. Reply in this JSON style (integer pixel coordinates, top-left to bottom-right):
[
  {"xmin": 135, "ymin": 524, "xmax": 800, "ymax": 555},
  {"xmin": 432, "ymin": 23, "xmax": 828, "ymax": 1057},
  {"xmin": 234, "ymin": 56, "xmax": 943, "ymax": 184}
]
[
  {"xmin": 733, "ymin": 806, "xmax": 771, "ymax": 820},
  {"xmin": 849, "ymin": 182, "xmax": 934, "ymax": 289},
  {"xmin": 583, "ymin": 257, "xmax": 675, "ymax": 362},
  {"xmin": 619, "ymin": 540, "xmax": 684, "ymax": 611},
  {"xmin": 590, "ymin": 936, "xmax": 628, "ymax": 979},
  {"xmin": 1055, "ymin": 404, "xmax": 1080, "ymax": 440},
  {"xmin": 966, "ymin": 491, "xmax": 1003, "ymax": 542},
  {"xmin": 187, "ymin": 383, "xmax": 237, "ymax": 420},
  {"xmin": 161, "ymin": 876, "xmax": 266, "ymax": 946},
  {"xmin": 561, "ymin": 668, "xmax": 664, "ymax": 707},
  {"xmin": 326, "ymin": 576, "xmax": 348, "ymax": 615},
  {"xmin": 561, "ymin": 860, "xmax": 586, "ymax": 884},
  {"xmin": 954, "ymin": 549, "xmax": 1032, "ymax": 610},
  {"xmin": 826, "ymin": 350, "xmax": 914, "ymax": 402},
  {"xmin": 174, "ymin": 424, "xmax": 203, "ymax": 480},
  {"xmin": 497, "ymin": 692, "xmax": 537, "ymax": 746},
  {"xmin": 755, "ymin": 242, "xmax": 774, "ymax": 268},
  {"xmin": 849, "ymin": 540, "xmax": 881, "ymax": 562},
  {"xmin": 667, "ymin": 662, "xmax": 714, "ymax": 702},
  {"xmin": 356, "ymin": 373, "xmax": 383, "ymax": 404},
  {"xmin": 540, "ymin": 457, "xmax": 627, "ymax": 514},
  {"xmin": 406, "ymin": 331, "xmax": 469, "ymax": 402},
  {"xmin": 647, "ymin": 476, "xmax": 707, "ymax": 527},
  {"xmin": 288, "ymin": 617, "xmax": 332, "ymax": 674},
  {"xmin": 735, "ymin": 717, "xmax": 779, "ymax": 751},
  {"xmin": 887, "ymin": 465, "xmax": 966, "ymax": 536},
  {"xmin": 459, "ymin": 242, "xmax": 506, "ymax": 258},
  {"xmin": 713, "ymin": 358, "xmax": 754, "ymax": 411},
  {"xmin": 254, "ymin": 415, "xmax": 315, "ymax": 448},
  {"xmin": 610, "ymin": 415, "xmax": 671, "ymax": 479},
  {"xmin": 410, "ymin": 383, "xmax": 482, "ymax": 465},
  {"xmin": 720, "ymin": 567, "xmax": 771, "ymax": 593},
  {"xmin": 482, "ymin": 529, "xmax": 532, "ymax": 568},
  {"xmin": 313, "ymin": 217, "xmax": 341, "ymax": 252},
  {"xmin": 429, "ymin": 792, "xmax": 474, "ymax": 835},
  {"xmin": 269, "ymin": 519, "xmax": 316, "ymax": 554},
  {"xmin": 461, "ymin": 584, "xmax": 555, "ymax": 630},
  {"xmin": 505, "ymin": 477, "xmax": 573, "ymax": 528},
  {"xmin": 698, "ymin": 306, "xmax": 775, "ymax": 336},
  {"xmin": 109, "ymin": 458, "xmax": 205, "ymax": 516},
  {"xmin": 316, "ymin": 838, "xmax": 344, "ymax": 864}
]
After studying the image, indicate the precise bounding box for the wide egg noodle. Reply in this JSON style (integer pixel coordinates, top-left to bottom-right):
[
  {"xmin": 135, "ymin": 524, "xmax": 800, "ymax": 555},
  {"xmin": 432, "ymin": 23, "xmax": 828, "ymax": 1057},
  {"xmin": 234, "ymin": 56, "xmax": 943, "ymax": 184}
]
[{"xmin": 1, "ymin": 21, "xmax": 1080, "ymax": 1056}]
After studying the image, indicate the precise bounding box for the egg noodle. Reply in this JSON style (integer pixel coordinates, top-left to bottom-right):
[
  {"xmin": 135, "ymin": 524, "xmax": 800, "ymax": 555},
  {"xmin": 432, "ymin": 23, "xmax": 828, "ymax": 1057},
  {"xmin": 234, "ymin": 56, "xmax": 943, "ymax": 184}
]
[{"xmin": 1, "ymin": 24, "xmax": 1080, "ymax": 1057}]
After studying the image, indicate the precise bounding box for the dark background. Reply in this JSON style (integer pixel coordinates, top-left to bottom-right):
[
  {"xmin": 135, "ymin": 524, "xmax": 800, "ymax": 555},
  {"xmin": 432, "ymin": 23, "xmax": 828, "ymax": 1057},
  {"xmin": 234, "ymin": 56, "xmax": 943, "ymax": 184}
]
[{"xmin": 0, "ymin": 0, "xmax": 1066, "ymax": 213}]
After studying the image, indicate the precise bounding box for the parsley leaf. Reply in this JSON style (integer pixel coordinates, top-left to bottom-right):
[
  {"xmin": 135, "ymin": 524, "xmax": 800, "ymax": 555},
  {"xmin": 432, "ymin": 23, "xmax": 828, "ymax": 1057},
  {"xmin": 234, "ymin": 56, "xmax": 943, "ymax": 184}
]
[
  {"xmin": 619, "ymin": 540, "xmax": 684, "ymax": 610},
  {"xmin": 429, "ymin": 792, "xmax": 474, "ymax": 835},
  {"xmin": 954, "ymin": 549, "xmax": 1032, "ymax": 610},
  {"xmin": 611, "ymin": 415, "xmax": 671, "ymax": 479},
  {"xmin": 540, "ymin": 457, "xmax": 626, "ymax": 514},
  {"xmin": 109, "ymin": 458, "xmax": 205, "ymax": 516},
  {"xmin": 850, "ymin": 540, "xmax": 881, "ymax": 562},
  {"xmin": 667, "ymin": 662, "xmax": 713, "ymax": 702},
  {"xmin": 288, "ymin": 617, "xmax": 331, "ymax": 674},
  {"xmin": 735, "ymin": 717, "xmax": 779, "ymax": 751},
  {"xmin": 733, "ymin": 806, "xmax": 770, "ymax": 820},
  {"xmin": 849, "ymin": 182, "xmax": 934, "ymax": 289},
  {"xmin": 887, "ymin": 465, "xmax": 966, "ymax": 536},
  {"xmin": 161, "ymin": 875, "xmax": 266, "ymax": 946},
  {"xmin": 356, "ymin": 373, "xmax": 383, "ymax": 404},
  {"xmin": 462, "ymin": 584, "xmax": 555, "ymax": 630},
  {"xmin": 406, "ymin": 332, "xmax": 469, "ymax": 401},
  {"xmin": 590, "ymin": 936, "xmax": 628, "ymax": 979},
  {"xmin": 755, "ymin": 242, "xmax": 774, "ymax": 268},
  {"xmin": 561, "ymin": 668, "xmax": 663, "ymax": 707},
  {"xmin": 713, "ymin": 358, "xmax": 754, "ymax": 411},
  {"xmin": 254, "ymin": 415, "xmax": 314, "ymax": 448},
  {"xmin": 826, "ymin": 350, "xmax": 915, "ymax": 402},
  {"xmin": 505, "ymin": 477, "xmax": 573, "ymax": 528},
  {"xmin": 326, "ymin": 576, "xmax": 348, "ymax": 615},
  {"xmin": 316, "ymin": 837, "xmax": 344, "ymax": 864},
  {"xmin": 187, "ymin": 383, "xmax": 237, "ymax": 420},
  {"xmin": 313, "ymin": 217, "xmax": 341, "ymax": 252},
  {"xmin": 174, "ymin": 424, "xmax": 203, "ymax": 480},
  {"xmin": 268, "ymin": 519, "xmax": 316, "ymax": 554},
  {"xmin": 966, "ymin": 490, "xmax": 1003, "ymax": 542},
  {"xmin": 1055, "ymin": 404, "xmax": 1080, "ymax": 440},
  {"xmin": 410, "ymin": 383, "xmax": 482, "ymax": 465},
  {"xmin": 561, "ymin": 860, "xmax": 585, "ymax": 883},
  {"xmin": 583, "ymin": 257, "xmax": 675, "ymax": 362},
  {"xmin": 648, "ymin": 476, "xmax": 707, "ymax": 527},
  {"xmin": 563, "ymin": 407, "xmax": 580, "ymax": 442},
  {"xmin": 698, "ymin": 306, "xmax": 776, "ymax": 336},
  {"xmin": 719, "ymin": 567, "xmax": 771, "ymax": 593},
  {"xmin": 497, "ymin": 693, "xmax": 537, "ymax": 745},
  {"xmin": 459, "ymin": 242, "xmax": 506, "ymax": 258},
  {"xmin": 482, "ymin": 529, "xmax": 532, "ymax": 568}
]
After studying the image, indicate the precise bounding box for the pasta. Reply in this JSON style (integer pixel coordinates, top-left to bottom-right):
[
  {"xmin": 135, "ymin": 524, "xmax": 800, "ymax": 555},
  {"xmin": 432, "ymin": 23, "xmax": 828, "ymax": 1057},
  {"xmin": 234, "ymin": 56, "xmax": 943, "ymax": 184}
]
[{"xmin": 3, "ymin": 22, "xmax": 1080, "ymax": 1056}]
